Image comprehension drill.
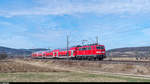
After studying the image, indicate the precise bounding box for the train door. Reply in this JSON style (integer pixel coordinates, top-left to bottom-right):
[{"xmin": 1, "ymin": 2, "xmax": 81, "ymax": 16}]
[
  {"xmin": 79, "ymin": 48, "xmax": 82, "ymax": 56},
  {"xmin": 93, "ymin": 46, "xmax": 96, "ymax": 56},
  {"xmin": 53, "ymin": 52, "xmax": 55, "ymax": 57},
  {"xmin": 91, "ymin": 46, "xmax": 94, "ymax": 56},
  {"xmin": 88, "ymin": 46, "xmax": 92, "ymax": 56},
  {"xmin": 83, "ymin": 47, "xmax": 86, "ymax": 56},
  {"xmin": 74, "ymin": 48, "xmax": 77, "ymax": 57},
  {"xmin": 85, "ymin": 47, "xmax": 89, "ymax": 56},
  {"xmin": 56, "ymin": 51, "xmax": 58, "ymax": 57},
  {"xmin": 71, "ymin": 50, "xmax": 74, "ymax": 57},
  {"xmin": 76, "ymin": 48, "xmax": 79, "ymax": 57},
  {"xmin": 41, "ymin": 52, "xmax": 43, "ymax": 58},
  {"xmin": 42, "ymin": 52, "xmax": 44, "ymax": 58}
]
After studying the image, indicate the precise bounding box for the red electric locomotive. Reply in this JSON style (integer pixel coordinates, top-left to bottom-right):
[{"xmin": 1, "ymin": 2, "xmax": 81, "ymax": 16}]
[
  {"xmin": 75, "ymin": 44, "xmax": 106, "ymax": 60},
  {"xmin": 32, "ymin": 43, "xmax": 106, "ymax": 60}
]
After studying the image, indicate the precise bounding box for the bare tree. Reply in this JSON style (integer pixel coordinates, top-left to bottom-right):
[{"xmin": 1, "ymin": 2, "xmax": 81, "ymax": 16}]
[{"xmin": 0, "ymin": 53, "xmax": 8, "ymax": 60}]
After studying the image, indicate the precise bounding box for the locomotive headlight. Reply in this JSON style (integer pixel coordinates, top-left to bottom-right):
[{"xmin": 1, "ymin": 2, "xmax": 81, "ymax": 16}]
[
  {"xmin": 101, "ymin": 51, "xmax": 105, "ymax": 53},
  {"xmin": 96, "ymin": 51, "xmax": 101, "ymax": 53},
  {"xmin": 97, "ymin": 51, "xmax": 105, "ymax": 53}
]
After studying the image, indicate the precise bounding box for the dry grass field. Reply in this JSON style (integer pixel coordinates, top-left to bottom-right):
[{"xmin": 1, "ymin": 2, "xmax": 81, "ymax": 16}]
[
  {"xmin": 0, "ymin": 58, "xmax": 150, "ymax": 82},
  {"xmin": 106, "ymin": 57, "xmax": 150, "ymax": 61}
]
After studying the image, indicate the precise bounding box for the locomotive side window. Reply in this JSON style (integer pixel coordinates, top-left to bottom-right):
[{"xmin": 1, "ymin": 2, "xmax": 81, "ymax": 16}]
[
  {"xmin": 79, "ymin": 48, "xmax": 82, "ymax": 51},
  {"xmin": 82, "ymin": 48, "xmax": 86, "ymax": 50},
  {"xmin": 86, "ymin": 47, "xmax": 89, "ymax": 50},
  {"xmin": 96, "ymin": 46, "xmax": 104, "ymax": 49}
]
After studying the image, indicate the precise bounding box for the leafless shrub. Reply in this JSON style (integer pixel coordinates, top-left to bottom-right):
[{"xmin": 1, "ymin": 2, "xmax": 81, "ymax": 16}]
[
  {"xmin": 137, "ymin": 69, "xmax": 144, "ymax": 74},
  {"xmin": 98, "ymin": 63, "xmax": 102, "ymax": 67},
  {"xmin": 0, "ymin": 53, "xmax": 8, "ymax": 60},
  {"xmin": 125, "ymin": 64, "xmax": 134, "ymax": 69},
  {"xmin": 121, "ymin": 64, "xmax": 134, "ymax": 71}
]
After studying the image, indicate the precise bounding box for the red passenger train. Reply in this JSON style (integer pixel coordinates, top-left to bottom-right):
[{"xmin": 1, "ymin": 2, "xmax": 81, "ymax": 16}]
[{"xmin": 32, "ymin": 43, "xmax": 106, "ymax": 60}]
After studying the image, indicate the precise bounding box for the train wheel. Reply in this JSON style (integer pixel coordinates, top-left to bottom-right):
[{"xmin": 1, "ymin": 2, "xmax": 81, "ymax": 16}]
[
  {"xmin": 84, "ymin": 57, "xmax": 87, "ymax": 60},
  {"xmin": 95, "ymin": 58, "xmax": 98, "ymax": 61},
  {"xmin": 99, "ymin": 57, "xmax": 103, "ymax": 60},
  {"xmin": 71, "ymin": 57, "xmax": 73, "ymax": 60},
  {"xmin": 72, "ymin": 57, "xmax": 75, "ymax": 60},
  {"xmin": 76, "ymin": 57, "xmax": 79, "ymax": 60},
  {"xmin": 90, "ymin": 57, "xmax": 94, "ymax": 61},
  {"xmin": 93, "ymin": 58, "xmax": 96, "ymax": 61},
  {"xmin": 75, "ymin": 57, "xmax": 77, "ymax": 60},
  {"xmin": 81, "ymin": 56, "xmax": 83, "ymax": 60},
  {"xmin": 88, "ymin": 57, "xmax": 92, "ymax": 61}
]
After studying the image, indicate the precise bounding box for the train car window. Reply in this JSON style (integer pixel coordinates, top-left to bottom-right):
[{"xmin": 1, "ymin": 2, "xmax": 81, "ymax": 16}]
[
  {"xmin": 88, "ymin": 47, "xmax": 91, "ymax": 50},
  {"xmin": 82, "ymin": 48, "xmax": 86, "ymax": 50},
  {"xmin": 85, "ymin": 47, "xmax": 89, "ymax": 50},
  {"xmin": 85, "ymin": 48, "xmax": 87, "ymax": 50},
  {"xmin": 96, "ymin": 46, "xmax": 104, "ymax": 49}
]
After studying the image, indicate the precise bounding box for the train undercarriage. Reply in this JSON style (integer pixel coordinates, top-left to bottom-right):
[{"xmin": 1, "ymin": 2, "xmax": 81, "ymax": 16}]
[{"xmin": 32, "ymin": 54, "xmax": 106, "ymax": 61}]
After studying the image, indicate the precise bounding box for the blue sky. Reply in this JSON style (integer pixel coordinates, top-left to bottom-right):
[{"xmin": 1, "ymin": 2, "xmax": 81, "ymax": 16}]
[{"xmin": 0, "ymin": 0, "xmax": 150, "ymax": 50}]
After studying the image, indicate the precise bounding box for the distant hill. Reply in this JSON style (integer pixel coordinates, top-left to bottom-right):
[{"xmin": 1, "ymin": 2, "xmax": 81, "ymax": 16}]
[
  {"xmin": 0, "ymin": 46, "xmax": 49, "ymax": 58},
  {"xmin": 106, "ymin": 46, "xmax": 150, "ymax": 57}
]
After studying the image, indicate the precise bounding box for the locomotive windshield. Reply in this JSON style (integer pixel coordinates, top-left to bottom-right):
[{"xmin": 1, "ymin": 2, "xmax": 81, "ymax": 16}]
[{"xmin": 96, "ymin": 46, "xmax": 104, "ymax": 49}]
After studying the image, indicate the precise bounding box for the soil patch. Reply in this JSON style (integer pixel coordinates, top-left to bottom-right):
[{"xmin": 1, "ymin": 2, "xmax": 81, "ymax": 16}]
[{"xmin": 44, "ymin": 60, "xmax": 150, "ymax": 75}]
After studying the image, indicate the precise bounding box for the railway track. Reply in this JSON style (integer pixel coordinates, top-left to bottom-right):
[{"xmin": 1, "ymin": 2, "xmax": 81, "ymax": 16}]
[{"xmin": 28, "ymin": 58, "xmax": 150, "ymax": 66}]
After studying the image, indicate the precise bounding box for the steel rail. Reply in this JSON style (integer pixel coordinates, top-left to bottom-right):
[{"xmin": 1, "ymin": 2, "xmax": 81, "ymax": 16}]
[{"xmin": 29, "ymin": 58, "xmax": 150, "ymax": 66}]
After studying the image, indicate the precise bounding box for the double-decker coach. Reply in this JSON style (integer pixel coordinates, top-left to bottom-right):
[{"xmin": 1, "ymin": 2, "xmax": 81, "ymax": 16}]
[{"xmin": 32, "ymin": 43, "xmax": 106, "ymax": 60}]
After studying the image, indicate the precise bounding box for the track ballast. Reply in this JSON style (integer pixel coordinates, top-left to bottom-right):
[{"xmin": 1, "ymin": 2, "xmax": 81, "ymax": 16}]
[{"xmin": 30, "ymin": 58, "xmax": 150, "ymax": 66}]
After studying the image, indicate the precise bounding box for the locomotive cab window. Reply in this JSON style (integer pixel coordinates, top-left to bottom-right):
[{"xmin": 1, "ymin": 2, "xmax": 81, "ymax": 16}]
[{"xmin": 96, "ymin": 46, "xmax": 104, "ymax": 49}]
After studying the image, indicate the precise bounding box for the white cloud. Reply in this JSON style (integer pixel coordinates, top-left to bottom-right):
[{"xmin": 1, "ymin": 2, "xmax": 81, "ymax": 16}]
[
  {"xmin": 1, "ymin": 0, "xmax": 150, "ymax": 17},
  {"xmin": 26, "ymin": 27, "xmax": 71, "ymax": 48},
  {"xmin": 142, "ymin": 28, "xmax": 150, "ymax": 36},
  {"xmin": 31, "ymin": 30, "xmax": 67, "ymax": 41},
  {"xmin": 0, "ymin": 21, "xmax": 28, "ymax": 33},
  {"xmin": 0, "ymin": 36, "xmax": 34, "ymax": 49},
  {"xmin": 1, "ymin": 0, "xmax": 150, "ymax": 49}
]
